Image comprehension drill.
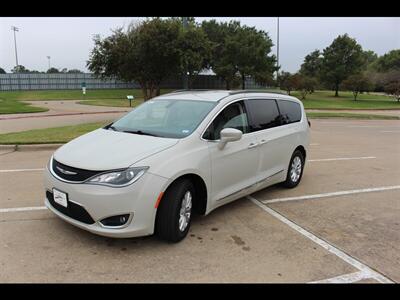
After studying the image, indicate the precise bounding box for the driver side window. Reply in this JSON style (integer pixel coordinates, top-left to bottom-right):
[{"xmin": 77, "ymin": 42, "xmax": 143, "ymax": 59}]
[{"xmin": 203, "ymin": 101, "xmax": 249, "ymax": 140}]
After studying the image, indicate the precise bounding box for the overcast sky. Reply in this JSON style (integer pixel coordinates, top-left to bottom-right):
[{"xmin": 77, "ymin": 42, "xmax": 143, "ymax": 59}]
[{"xmin": 0, "ymin": 17, "xmax": 399, "ymax": 73}]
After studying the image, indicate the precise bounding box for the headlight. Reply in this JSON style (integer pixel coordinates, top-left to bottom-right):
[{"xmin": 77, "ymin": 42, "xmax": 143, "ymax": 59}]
[{"xmin": 86, "ymin": 167, "xmax": 149, "ymax": 187}]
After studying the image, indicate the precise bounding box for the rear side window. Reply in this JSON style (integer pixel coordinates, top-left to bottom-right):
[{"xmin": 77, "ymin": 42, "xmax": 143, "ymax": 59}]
[
  {"xmin": 278, "ymin": 100, "xmax": 302, "ymax": 125},
  {"xmin": 245, "ymin": 99, "xmax": 281, "ymax": 132}
]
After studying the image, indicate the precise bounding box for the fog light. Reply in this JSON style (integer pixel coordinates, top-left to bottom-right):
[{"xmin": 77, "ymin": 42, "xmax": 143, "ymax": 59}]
[{"xmin": 100, "ymin": 214, "xmax": 131, "ymax": 227}]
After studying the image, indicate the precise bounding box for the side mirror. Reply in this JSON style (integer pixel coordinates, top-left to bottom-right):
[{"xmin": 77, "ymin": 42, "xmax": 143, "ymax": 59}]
[{"xmin": 218, "ymin": 128, "xmax": 243, "ymax": 149}]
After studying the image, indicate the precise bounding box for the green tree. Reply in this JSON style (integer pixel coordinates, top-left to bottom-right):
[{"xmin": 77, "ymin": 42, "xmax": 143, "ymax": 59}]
[
  {"xmin": 88, "ymin": 18, "xmax": 181, "ymax": 100},
  {"xmin": 300, "ymin": 50, "xmax": 322, "ymax": 78},
  {"xmin": 67, "ymin": 69, "xmax": 83, "ymax": 73},
  {"xmin": 383, "ymin": 70, "xmax": 400, "ymax": 102},
  {"xmin": 320, "ymin": 34, "xmax": 365, "ymax": 97},
  {"xmin": 254, "ymin": 71, "xmax": 276, "ymax": 87},
  {"xmin": 296, "ymin": 75, "xmax": 318, "ymax": 100},
  {"xmin": 177, "ymin": 21, "xmax": 212, "ymax": 88},
  {"xmin": 47, "ymin": 67, "xmax": 60, "ymax": 73},
  {"xmin": 370, "ymin": 50, "xmax": 400, "ymax": 72},
  {"xmin": 202, "ymin": 20, "xmax": 276, "ymax": 90},
  {"xmin": 362, "ymin": 50, "xmax": 378, "ymax": 69},
  {"xmin": 229, "ymin": 24, "xmax": 276, "ymax": 89},
  {"xmin": 278, "ymin": 72, "xmax": 301, "ymax": 95},
  {"xmin": 11, "ymin": 65, "xmax": 30, "ymax": 73},
  {"xmin": 202, "ymin": 20, "xmax": 241, "ymax": 89},
  {"xmin": 342, "ymin": 73, "xmax": 373, "ymax": 101},
  {"xmin": 0, "ymin": 67, "xmax": 6, "ymax": 74}
]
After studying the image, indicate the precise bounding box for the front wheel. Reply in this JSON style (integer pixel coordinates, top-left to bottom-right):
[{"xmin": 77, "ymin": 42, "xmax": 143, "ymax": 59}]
[
  {"xmin": 155, "ymin": 179, "xmax": 195, "ymax": 243},
  {"xmin": 282, "ymin": 150, "xmax": 305, "ymax": 188}
]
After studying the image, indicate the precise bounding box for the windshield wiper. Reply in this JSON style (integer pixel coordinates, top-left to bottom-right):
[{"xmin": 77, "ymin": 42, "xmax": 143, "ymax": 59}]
[
  {"xmin": 122, "ymin": 130, "xmax": 159, "ymax": 137},
  {"xmin": 105, "ymin": 123, "xmax": 119, "ymax": 131}
]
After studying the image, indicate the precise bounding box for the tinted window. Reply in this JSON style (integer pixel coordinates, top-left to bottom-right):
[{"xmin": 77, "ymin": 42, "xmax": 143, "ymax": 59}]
[
  {"xmin": 203, "ymin": 101, "xmax": 249, "ymax": 140},
  {"xmin": 278, "ymin": 100, "xmax": 302, "ymax": 124},
  {"xmin": 246, "ymin": 99, "xmax": 280, "ymax": 132}
]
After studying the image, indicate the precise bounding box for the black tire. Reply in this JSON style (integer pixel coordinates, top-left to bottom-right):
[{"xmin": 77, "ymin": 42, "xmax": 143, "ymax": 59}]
[
  {"xmin": 155, "ymin": 179, "xmax": 195, "ymax": 243},
  {"xmin": 282, "ymin": 150, "xmax": 305, "ymax": 188}
]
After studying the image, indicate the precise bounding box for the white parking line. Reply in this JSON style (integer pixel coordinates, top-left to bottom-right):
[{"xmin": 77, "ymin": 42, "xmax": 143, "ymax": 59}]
[
  {"xmin": 317, "ymin": 121, "xmax": 351, "ymax": 125},
  {"xmin": 380, "ymin": 131, "xmax": 400, "ymax": 133},
  {"xmin": 308, "ymin": 156, "xmax": 375, "ymax": 162},
  {"xmin": 0, "ymin": 168, "xmax": 44, "ymax": 173},
  {"xmin": 0, "ymin": 206, "xmax": 47, "ymax": 213},
  {"xmin": 261, "ymin": 185, "xmax": 400, "ymax": 204},
  {"xmin": 308, "ymin": 271, "xmax": 372, "ymax": 284},
  {"xmin": 348, "ymin": 125, "xmax": 388, "ymax": 128},
  {"xmin": 248, "ymin": 196, "xmax": 393, "ymax": 283},
  {"xmin": 310, "ymin": 143, "xmax": 320, "ymax": 146}
]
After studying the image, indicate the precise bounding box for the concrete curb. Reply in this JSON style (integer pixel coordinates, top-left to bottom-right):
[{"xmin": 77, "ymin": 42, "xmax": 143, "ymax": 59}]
[{"xmin": 0, "ymin": 144, "xmax": 63, "ymax": 152}]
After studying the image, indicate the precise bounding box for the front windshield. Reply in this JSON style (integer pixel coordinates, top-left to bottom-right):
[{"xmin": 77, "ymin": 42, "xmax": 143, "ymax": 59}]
[{"xmin": 110, "ymin": 99, "xmax": 217, "ymax": 138}]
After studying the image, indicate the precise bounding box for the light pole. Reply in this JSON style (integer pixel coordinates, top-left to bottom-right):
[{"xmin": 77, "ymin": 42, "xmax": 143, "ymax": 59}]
[
  {"xmin": 11, "ymin": 26, "xmax": 19, "ymax": 70},
  {"xmin": 182, "ymin": 17, "xmax": 189, "ymax": 90},
  {"xmin": 47, "ymin": 56, "xmax": 51, "ymax": 70},
  {"xmin": 276, "ymin": 17, "xmax": 280, "ymax": 80}
]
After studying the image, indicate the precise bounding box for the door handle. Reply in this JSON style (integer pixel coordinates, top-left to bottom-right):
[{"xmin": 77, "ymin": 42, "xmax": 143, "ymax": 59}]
[
  {"xmin": 248, "ymin": 143, "xmax": 259, "ymax": 149},
  {"xmin": 260, "ymin": 139, "xmax": 268, "ymax": 145}
]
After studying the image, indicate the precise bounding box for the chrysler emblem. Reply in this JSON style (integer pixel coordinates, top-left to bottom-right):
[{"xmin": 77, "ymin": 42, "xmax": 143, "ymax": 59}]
[{"xmin": 56, "ymin": 166, "xmax": 77, "ymax": 175}]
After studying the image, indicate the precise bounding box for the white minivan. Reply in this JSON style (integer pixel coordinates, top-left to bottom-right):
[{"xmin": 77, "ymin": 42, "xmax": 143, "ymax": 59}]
[{"xmin": 44, "ymin": 90, "xmax": 310, "ymax": 242}]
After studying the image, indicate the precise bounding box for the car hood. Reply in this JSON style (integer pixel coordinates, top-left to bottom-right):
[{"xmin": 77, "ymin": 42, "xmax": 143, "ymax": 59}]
[{"xmin": 53, "ymin": 128, "xmax": 179, "ymax": 170}]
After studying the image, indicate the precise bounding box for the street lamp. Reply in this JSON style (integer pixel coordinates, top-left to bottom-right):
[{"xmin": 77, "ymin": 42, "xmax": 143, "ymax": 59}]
[
  {"xmin": 276, "ymin": 17, "xmax": 280, "ymax": 79},
  {"xmin": 47, "ymin": 56, "xmax": 51, "ymax": 70},
  {"xmin": 11, "ymin": 26, "xmax": 19, "ymax": 71},
  {"xmin": 182, "ymin": 17, "xmax": 189, "ymax": 90}
]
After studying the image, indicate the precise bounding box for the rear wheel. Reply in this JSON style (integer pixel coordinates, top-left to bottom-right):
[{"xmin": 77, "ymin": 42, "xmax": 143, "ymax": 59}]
[
  {"xmin": 155, "ymin": 179, "xmax": 194, "ymax": 243},
  {"xmin": 282, "ymin": 150, "xmax": 305, "ymax": 188}
]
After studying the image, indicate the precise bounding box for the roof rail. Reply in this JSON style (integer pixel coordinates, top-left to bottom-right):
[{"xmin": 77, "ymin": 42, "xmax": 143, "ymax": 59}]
[
  {"xmin": 228, "ymin": 89, "xmax": 288, "ymax": 95},
  {"xmin": 169, "ymin": 89, "xmax": 223, "ymax": 94},
  {"xmin": 166, "ymin": 89, "xmax": 289, "ymax": 98}
]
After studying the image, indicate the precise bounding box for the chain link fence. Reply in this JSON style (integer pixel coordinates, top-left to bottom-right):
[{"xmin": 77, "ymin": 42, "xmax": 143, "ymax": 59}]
[{"xmin": 0, "ymin": 73, "xmax": 265, "ymax": 91}]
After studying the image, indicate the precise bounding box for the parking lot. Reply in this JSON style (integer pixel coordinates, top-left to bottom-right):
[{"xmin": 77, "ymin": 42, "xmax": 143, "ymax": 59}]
[{"xmin": 0, "ymin": 118, "xmax": 399, "ymax": 283}]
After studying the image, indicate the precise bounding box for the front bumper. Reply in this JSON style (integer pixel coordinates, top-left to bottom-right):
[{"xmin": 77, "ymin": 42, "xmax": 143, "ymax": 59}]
[{"xmin": 44, "ymin": 166, "xmax": 169, "ymax": 238}]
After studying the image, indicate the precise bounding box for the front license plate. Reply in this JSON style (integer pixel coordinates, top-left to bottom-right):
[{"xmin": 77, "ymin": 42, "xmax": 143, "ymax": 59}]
[{"xmin": 53, "ymin": 188, "xmax": 68, "ymax": 208}]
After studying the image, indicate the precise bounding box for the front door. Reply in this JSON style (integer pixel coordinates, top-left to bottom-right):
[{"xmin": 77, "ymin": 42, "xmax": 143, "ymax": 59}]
[{"xmin": 203, "ymin": 100, "xmax": 260, "ymax": 205}]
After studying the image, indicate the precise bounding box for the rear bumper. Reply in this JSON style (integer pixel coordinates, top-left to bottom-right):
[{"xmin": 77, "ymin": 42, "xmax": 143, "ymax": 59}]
[{"xmin": 44, "ymin": 166, "xmax": 169, "ymax": 238}]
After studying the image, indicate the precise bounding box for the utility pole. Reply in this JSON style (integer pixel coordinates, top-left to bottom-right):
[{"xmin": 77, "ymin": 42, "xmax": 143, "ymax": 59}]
[
  {"xmin": 11, "ymin": 26, "xmax": 21, "ymax": 91},
  {"xmin": 11, "ymin": 26, "xmax": 19, "ymax": 70},
  {"xmin": 182, "ymin": 17, "xmax": 189, "ymax": 90},
  {"xmin": 276, "ymin": 17, "xmax": 280, "ymax": 80},
  {"xmin": 47, "ymin": 56, "xmax": 51, "ymax": 70}
]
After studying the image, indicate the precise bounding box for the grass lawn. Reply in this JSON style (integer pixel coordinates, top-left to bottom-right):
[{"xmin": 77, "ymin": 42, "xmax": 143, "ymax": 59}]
[
  {"xmin": 0, "ymin": 122, "xmax": 108, "ymax": 144},
  {"xmin": 292, "ymin": 90, "xmax": 400, "ymax": 110},
  {"xmin": 1, "ymin": 88, "xmax": 399, "ymax": 114},
  {"xmin": 306, "ymin": 112, "xmax": 400, "ymax": 120},
  {"xmin": 0, "ymin": 98, "xmax": 49, "ymax": 114},
  {"xmin": 0, "ymin": 89, "xmax": 172, "ymax": 114},
  {"xmin": 0, "ymin": 89, "xmax": 173, "ymax": 101},
  {"xmin": 74, "ymin": 90, "xmax": 400, "ymax": 109},
  {"xmin": 77, "ymin": 98, "xmax": 145, "ymax": 108}
]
